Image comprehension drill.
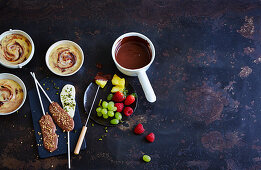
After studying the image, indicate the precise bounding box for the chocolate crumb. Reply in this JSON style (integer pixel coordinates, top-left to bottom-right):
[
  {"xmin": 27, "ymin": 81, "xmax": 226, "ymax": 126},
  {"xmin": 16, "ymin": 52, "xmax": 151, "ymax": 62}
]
[{"xmin": 96, "ymin": 63, "xmax": 102, "ymax": 69}]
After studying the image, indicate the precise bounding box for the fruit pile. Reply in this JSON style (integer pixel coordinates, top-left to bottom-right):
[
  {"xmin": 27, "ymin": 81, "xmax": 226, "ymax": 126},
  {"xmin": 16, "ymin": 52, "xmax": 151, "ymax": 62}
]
[
  {"xmin": 95, "ymin": 74, "xmax": 137, "ymax": 125},
  {"xmin": 96, "ymin": 100, "xmax": 122, "ymax": 125},
  {"xmin": 95, "ymin": 73, "xmax": 153, "ymax": 162}
]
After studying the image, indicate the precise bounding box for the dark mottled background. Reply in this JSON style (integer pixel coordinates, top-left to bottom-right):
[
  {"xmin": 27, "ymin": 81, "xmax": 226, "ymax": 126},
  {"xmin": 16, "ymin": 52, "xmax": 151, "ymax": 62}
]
[{"xmin": 1, "ymin": 0, "xmax": 261, "ymax": 169}]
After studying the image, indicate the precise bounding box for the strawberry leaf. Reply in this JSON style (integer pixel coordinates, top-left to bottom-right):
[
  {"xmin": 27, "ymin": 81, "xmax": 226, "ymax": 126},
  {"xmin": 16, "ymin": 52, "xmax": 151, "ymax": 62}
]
[
  {"xmin": 131, "ymin": 93, "xmax": 137, "ymax": 98},
  {"xmin": 123, "ymin": 89, "xmax": 128, "ymax": 97}
]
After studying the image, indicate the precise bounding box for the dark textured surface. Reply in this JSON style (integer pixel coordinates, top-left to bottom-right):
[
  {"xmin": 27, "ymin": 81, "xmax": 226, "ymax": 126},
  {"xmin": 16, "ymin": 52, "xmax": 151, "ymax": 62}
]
[{"xmin": 1, "ymin": 0, "xmax": 261, "ymax": 169}]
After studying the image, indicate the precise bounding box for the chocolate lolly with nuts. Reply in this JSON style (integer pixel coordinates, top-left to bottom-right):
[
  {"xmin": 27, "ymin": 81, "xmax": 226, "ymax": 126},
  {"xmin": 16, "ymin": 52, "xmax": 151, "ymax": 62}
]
[
  {"xmin": 49, "ymin": 102, "xmax": 74, "ymax": 132},
  {"xmin": 39, "ymin": 114, "xmax": 58, "ymax": 152}
]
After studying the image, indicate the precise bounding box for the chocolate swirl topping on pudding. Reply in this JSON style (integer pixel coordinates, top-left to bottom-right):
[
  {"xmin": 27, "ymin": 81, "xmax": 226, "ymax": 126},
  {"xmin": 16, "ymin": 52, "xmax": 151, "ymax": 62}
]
[
  {"xmin": 57, "ymin": 48, "xmax": 77, "ymax": 71},
  {"xmin": 48, "ymin": 43, "xmax": 82, "ymax": 75},
  {"xmin": 0, "ymin": 85, "xmax": 13, "ymax": 102},
  {"xmin": 0, "ymin": 34, "xmax": 32, "ymax": 65},
  {"xmin": 0, "ymin": 79, "xmax": 24, "ymax": 113}
]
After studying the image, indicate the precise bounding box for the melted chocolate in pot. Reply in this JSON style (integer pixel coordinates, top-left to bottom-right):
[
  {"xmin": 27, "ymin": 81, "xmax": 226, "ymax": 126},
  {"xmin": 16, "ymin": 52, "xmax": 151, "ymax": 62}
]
[{"xmin": 115, "ymin": 36, "xmax": 152, "ymax": 69}]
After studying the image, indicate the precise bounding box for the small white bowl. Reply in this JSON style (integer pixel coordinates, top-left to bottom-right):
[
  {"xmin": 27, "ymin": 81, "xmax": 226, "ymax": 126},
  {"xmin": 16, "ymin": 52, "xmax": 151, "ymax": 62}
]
[
  {"xmin": 45, "ymin": 40, "xmax": 84, "ymax": 76},
  {"xmin": 0, "ymin": 29, "xmax": 35, "ymax": 69},
  {"xmin": 0, "ymin": 73, "xmax": 27, "ymax": 115}
]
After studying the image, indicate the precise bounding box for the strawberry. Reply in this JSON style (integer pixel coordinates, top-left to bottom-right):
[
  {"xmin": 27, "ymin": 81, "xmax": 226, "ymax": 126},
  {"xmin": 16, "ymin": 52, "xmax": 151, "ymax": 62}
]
[
  {"xmin": 146, "ymin": 133, "xmax": 155, "ymax": 143},
  {"xmin": 124, "ymin": 93, "xmax": 136, "ymax": 105},
  {"xmin": 114, "ymin": 103, "xmax": 124, "ymax": 112},
  {"xmin": 134, "ymin": 123, "xmax": 145, "ymax": 134},
  {"xmin": 123, "ymin": 107, "xmax": 133, "ymax": 116},
  {"xmin": 112, "ymin": 91, "xmax": 125, "ymax": 102}
]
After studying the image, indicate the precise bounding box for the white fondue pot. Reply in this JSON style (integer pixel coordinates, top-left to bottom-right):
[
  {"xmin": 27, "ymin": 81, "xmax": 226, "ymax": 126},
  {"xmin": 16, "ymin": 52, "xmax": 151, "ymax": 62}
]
[{"xmin": 112, "ymin": 32, "xmax": 156, "ymax": 103}]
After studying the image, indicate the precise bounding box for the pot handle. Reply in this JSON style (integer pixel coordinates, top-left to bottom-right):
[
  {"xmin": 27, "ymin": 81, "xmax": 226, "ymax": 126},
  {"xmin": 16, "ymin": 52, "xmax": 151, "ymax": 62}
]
[{"xmin": 137, "ymin": 71, "xmax": 156, "ymax": 103}]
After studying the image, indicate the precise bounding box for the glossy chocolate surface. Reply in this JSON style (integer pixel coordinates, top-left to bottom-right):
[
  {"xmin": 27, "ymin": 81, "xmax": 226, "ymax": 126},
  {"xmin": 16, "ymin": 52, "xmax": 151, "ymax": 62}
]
[{"xmin": 115, "ymin": 36, "xmax": 152, "ymax": 69}]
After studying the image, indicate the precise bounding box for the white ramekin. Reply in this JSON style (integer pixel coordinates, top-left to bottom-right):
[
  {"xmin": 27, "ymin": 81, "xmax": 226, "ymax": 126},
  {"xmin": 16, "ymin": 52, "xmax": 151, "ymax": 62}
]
[
  {"xmin": 45, "ymin": 40, "xmax": 84, "ymax": 76},
  {"xmin": 0, "ymin": 73, "xmax": 27, "ymax": 115},
  {"xmin": 0, "ymin": 29, "xmax": 35, "ymax": 69}
]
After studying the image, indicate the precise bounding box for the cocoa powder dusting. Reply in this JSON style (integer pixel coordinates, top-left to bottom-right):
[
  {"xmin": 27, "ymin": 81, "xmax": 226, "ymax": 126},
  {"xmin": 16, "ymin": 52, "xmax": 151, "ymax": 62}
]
[
  {"xmin": 239, "ymin": 66, "xmax": 252, "ymax": 78},
  {"xmin": 201, "ymin": 131, "xmax": 243, "ymax": 152},
  {"xmin": 237, "ymin": 16, "xmax": 255, "ymax": 39},
  {"xmin": 243, "ymin": 47, "xmax": 255, "ymax": 55},
  {"xmin": 183, "ymin": 86, "xmax": 227, "ymax": 125}
]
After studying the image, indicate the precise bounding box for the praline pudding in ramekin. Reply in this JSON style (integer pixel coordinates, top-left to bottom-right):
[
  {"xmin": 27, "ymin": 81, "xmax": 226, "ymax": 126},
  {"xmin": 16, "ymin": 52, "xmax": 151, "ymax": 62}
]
[
  {"xmin": 46, "ymin": 40, "xmax": 84, "ymax": 76},
  {"xmin": 0, "ymin": 29, "xmax": 35, "ymax": 68},
  {"xmin": 0, "ymin": 73, "xmax": 27, "ymax": 115}
]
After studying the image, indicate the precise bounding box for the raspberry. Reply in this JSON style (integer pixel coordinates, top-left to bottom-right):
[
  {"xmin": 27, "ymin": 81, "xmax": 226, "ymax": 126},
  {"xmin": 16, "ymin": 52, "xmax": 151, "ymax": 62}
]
[
  {"xmin": 123, "ymin": 107, "xmax": 133, "ymax": 116},
  {"xmin": 134, "ymin": 123, "xmax": 145, "ymax": 134},
  {"xmin": 146, "ymin": 133, "xmax": 155, "ymax": 143},
  {"xmin": 114, "ymin": 103, "xmax": 124, "ymax": 112}
]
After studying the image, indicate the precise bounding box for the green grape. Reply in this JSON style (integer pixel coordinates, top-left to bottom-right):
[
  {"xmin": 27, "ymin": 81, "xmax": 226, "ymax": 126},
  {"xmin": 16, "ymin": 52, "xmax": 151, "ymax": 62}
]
[
  {"xmin": 96, "ymin": 107, "xmax": 102, "ymax": 113},
  {"xmin": 103, "ymin": 113, "xmax": 109, "ymax": 119},
  {"xmin": 102, "ymin": 101, "xmax": 108, "ymax": 108},
  {"xmin": 115, "ymin": 112, "xmax": 122, "ymax": 120},
  {"xmin": 143, "ymin": 155, "xmax": 151, "ymax": 162},
  {"xmin": 97, "ymin": 112, "xmax": 102, "ymax": 117},
  {"xmin": 107, "ymin": 94, "xmax": 113, "ymax": 101},
  {"xmin": 101, "ymin": 108, "xmax": 107, "ymax": 115},
  {"xmin": 108, "ymin": 104, "xmax": 114, "ymax": 111},
  {"xmin": 113, "ymin": 106, "xmax": 117, "ymax": 112},
  {"xmin": 109, "ymin": 101, "xmax": 114, "ymax": 105},
  {"xmin": 108, "ymin": 111, "xmax": 114, "ymax": 117},
  {"xmin": 110, "ymin": 119, "xmax": 119, "ymax": 125}
]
